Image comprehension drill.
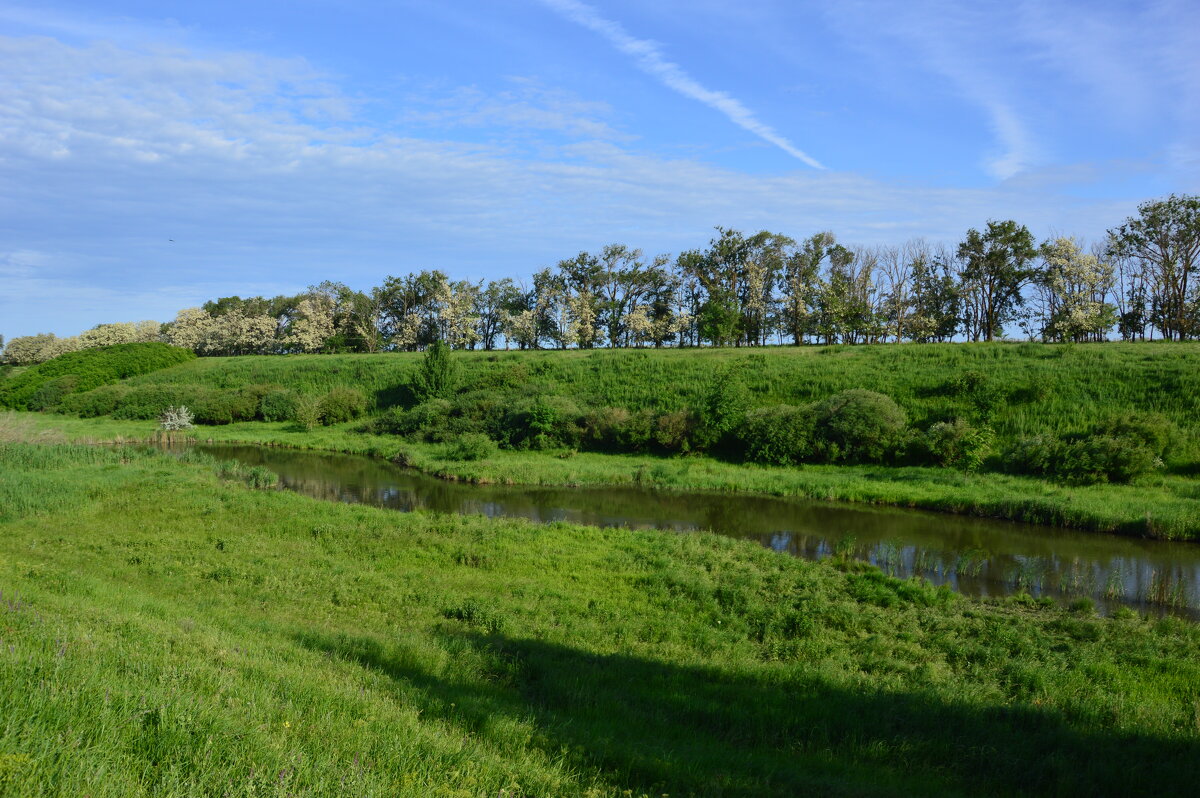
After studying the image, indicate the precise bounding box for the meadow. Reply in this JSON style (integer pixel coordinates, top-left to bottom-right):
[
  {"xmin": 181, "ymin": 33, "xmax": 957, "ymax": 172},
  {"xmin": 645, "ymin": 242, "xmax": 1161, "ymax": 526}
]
[{"xmin": 1, "ymin": 441, "xmax": 1199, "ymax": 796}]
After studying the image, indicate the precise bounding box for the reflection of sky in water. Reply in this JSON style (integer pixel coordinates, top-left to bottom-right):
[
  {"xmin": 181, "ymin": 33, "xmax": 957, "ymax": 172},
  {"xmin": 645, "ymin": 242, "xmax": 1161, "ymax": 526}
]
[{"xmin": 199, "ymin": 444, "xmax": 1200, "ymax": 618}]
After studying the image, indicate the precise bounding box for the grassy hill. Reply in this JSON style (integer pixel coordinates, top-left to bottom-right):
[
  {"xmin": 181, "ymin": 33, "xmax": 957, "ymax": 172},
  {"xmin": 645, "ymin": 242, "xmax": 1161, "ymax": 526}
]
[
  {"xmin": 1, "ymin": 442, "xmax": 1198, "ymax": 796},
  {"xmin": 71, "ymin": 342, "xmax": 1200, "ymax": 462}
]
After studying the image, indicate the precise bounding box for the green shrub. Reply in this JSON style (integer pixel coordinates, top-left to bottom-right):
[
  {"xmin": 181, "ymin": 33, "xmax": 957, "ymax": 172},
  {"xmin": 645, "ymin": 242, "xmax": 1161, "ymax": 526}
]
[
  {"xmin": 369, "ymin": 399, "xmax": 463, "ymax": 440},
  {"xmin": 60, "ymin": 384, "xmax": 131, "ymax": 417},
  {"xmin": 499, "ymin": 397, "xmax": 582, "ymax": 450},
  {"xmin": 318, "ymin": 387, "xmax": 367, "ymax": 425},
  {"xmin": 294, "ymin": 395, "xmax": 322, "ymax": 431},
  {"xmin": 918, "ymin": 417, "xmax": 994, "ymax": 470},
  {"xmin": 192, "ymin": 390, "xmax": 259, "ymax": 425},
  {"xmin": 812, "ymin": 389, "xmax": 908, "ymax": 464},
  {"xmin": 112, "ymin": 385, "xmax": 203, "ymax": 420},
  {"xmin": 1002, "ymin": 432, "xmax": 1160, "ymax": 485},
  {"xmin": 1091, "ymin": 412, "xmax": 1175, "ymax": 459},
  {"xmin": 693, "ymin": 368, "xmax": 750, "ymax": 452},
  {"xmin": 259, "ymin": 389, "xmax": 298, "ymax": 422},
  {"xmin": 739, "ymin": 405, "xmax": 814, "ymax": 466},
  {"xmin": 444, "ymin": 432, "xmax": 498, "ymax": 461},
  {"xmin": 409, "ymin": 341, "xmax": 457, "ymax": 402},
  {"xmin": 654, "ymin": 409, "xmax": 695, "ymax": 453},
  {"xmin": 582, "ymin": 406, "xmax": 656, "ymax": 452},
  {"xmin": 26, "ymin": 375, "xmax": 78, "ymax": 411}
]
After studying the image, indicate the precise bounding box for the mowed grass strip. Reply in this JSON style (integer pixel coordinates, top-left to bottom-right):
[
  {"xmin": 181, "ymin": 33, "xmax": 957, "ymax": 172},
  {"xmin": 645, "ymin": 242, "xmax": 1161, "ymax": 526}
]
[{"xmin": 0, "ymin": 443, "xmax": 1198, "ymax": 796}]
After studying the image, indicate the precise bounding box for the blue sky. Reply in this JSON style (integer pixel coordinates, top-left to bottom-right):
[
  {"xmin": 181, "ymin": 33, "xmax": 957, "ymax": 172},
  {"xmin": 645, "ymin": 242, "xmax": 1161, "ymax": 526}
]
[{"xmin": 1, "ymin": 0, "xmax": 1197, "ymax": 338}]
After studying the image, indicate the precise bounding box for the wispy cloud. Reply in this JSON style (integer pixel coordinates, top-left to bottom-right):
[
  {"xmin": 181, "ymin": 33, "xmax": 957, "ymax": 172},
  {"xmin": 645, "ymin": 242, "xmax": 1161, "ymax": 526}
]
[
  {"xmin": 535, "ymin": 0, "xmax": 825, "ymax": 169},
  {"xmin": 823, "ymin": 0, "xmax": 1038, "ymax": 180}
]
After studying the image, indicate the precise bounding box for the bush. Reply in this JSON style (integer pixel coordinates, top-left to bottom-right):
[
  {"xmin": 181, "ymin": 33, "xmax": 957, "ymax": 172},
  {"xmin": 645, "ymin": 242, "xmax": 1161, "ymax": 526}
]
[
  {"xmin": 654, "ymin": 409, "xmax": 695, "ymax": 454},
  {"xmin": 159, "ymin": 405, "xmax": 195, "ymax": 430},
  {"xmin": 112, "ymin": 385, "xmax": 202, "ymax": 420},
  {"xmin": 444, "ymin": 432, "xmax": 498, "ymax": 461},
  {"xmin": 739, "ymin": 405, "xmax": 814, "ymax": 466},
  {"xmin": 918, "ymin": 417, "xmax": 993, "ymax": 470},
  {"xmin": 1002, "ymin": 432, "xmax": 1160, "ymax": 485},
  {"xmin": 192, "ymin": 391, "xmax": 258, "ymax": 425},
  {"xmin": 294, "ymin": 395, "xmax": 322, "ymax": 431},
  {"xmin": 1091, "ymin": 412, "xmax": 1175, "ymax": 459},
  {"xmin": 318, "ymin": 387, "xmax": 367, "ymax": 425},
  {"xmin": 26, "ymin": 375, "xmax": 78, "ymax": 411},
  {"xmin": 368, "ymin": 399, "xmax": 462, "ymax": 440},
  {"xmin": 499, "ymin": 397, "xmax": 582, "ymax": 450},
  {"xmin": 60, "ymin": 384, "xmax": 130, "ymax": 417},
  {"xmin": 410, "ymin": 341, "xmax": 458, "ymax": 403},
  {"xmin": 947, "ymin": 369, "xmax": 1006, "ymax": 420},
  {"xmin": 812, "ymin": 389, "xmax": 908, "ymax": 464},
  {"xmin": 582, "ymin": 406, "xmax": 656, "ymax": 452},
  {"xmin": 693, "ymin": 368, "xmax": 750, "ymax": 452},
  {"xmin": 259, "ymin": 389, "xmax": 298, "ymax": 422}
]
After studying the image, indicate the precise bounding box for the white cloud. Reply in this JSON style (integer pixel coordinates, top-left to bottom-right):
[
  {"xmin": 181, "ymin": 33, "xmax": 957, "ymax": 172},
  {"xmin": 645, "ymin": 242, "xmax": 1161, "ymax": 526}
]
[{"xmin": 535, "ymin": 0, "xmax": 825, "ymax": 169}]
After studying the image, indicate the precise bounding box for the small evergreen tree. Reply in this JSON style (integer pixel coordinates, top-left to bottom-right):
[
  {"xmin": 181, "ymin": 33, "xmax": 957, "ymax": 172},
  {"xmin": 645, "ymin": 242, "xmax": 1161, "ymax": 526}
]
[{"xmin": 410, "ymin": 340, "xmax": 457, "ymax": 402}]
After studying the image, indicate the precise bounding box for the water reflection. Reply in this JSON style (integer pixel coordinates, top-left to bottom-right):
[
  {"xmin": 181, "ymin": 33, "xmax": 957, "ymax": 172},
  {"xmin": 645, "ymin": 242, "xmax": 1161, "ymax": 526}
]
[{"xmin": 192, "ymin": 444, "xmax": 1200, "ymax": 618}]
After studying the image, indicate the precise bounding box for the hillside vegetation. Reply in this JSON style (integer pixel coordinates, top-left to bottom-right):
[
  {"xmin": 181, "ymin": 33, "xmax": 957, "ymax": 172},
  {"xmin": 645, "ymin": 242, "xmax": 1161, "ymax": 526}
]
[
  {"xmin": 42, "ymin": 342, "xmax": 1200, "ymax": 465},
  {"xmin": 1, "ymin": 442, "xmax": 1198, "ymax": 796},
  {"xmin": 0, "ymin": 343, "xmax": 195, "ymax": 411}
]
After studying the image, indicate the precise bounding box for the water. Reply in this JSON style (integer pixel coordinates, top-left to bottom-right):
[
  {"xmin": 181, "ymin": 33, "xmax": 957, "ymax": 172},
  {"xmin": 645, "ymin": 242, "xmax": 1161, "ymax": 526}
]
[{"xmin": 193, "ymin": 443, "xmax": 1200, "ymax": 617}]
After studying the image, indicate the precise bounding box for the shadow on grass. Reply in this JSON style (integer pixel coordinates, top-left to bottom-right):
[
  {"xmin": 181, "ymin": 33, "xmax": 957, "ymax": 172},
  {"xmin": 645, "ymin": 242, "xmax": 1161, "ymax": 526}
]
[{"xmin": 295, "ymin": 628, "xmax": 1197, "ymax": 797}]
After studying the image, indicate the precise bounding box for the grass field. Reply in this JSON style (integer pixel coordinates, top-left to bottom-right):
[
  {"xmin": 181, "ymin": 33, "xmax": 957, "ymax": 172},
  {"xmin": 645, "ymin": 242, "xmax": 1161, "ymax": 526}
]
[{"xmin": 1, "ymin": 441, "xmax": 1198, "ymax": 796}]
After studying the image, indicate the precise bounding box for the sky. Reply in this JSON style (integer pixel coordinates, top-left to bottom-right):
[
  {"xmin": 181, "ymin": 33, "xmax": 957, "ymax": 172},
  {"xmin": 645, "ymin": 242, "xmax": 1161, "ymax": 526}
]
[{"xmin": 1, "ymin": 0, "xmax": 1197, "ymax": 338}]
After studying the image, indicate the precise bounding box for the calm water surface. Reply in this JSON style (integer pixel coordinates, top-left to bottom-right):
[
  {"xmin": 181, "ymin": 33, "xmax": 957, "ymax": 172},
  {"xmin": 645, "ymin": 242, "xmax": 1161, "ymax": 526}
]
[{"xmin": 195, "ymin": 443, "xmax": 1200, "ymax": 617}]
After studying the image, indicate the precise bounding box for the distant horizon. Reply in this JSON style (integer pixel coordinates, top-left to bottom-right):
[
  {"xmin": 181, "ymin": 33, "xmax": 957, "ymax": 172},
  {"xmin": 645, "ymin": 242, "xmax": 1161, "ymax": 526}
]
[{"xmin": 2, "ymin": 0, "xmax": 1196, "ymax": 339}]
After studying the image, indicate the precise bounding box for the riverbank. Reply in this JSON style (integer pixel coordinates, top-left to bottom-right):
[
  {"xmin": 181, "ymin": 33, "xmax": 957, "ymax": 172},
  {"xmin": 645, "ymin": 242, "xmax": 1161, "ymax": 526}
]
[
  {"xmin": 7, "ymin": 411, "xmax": 1200, "ymax": 540},
  {"xmin": 1, "ymin": 440, "xmax": 1197, "ymax": 796}
]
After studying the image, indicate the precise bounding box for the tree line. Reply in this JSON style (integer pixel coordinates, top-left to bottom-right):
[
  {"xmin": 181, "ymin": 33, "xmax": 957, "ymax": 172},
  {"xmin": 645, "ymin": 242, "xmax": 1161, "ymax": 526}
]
[{"xmin": 3, "ymin": 194, "xmax": 1198, "ymax": 364}]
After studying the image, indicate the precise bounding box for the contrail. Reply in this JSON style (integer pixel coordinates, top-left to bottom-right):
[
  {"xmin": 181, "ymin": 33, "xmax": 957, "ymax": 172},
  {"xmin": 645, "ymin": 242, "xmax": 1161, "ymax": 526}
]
[{"xmin": 537, "ymin": 0, "xmax": 826, "ymax": 169}]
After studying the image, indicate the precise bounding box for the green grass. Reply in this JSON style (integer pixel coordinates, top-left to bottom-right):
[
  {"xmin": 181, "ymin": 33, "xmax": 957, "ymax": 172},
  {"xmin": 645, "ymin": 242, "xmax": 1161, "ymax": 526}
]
[
  {"xmin": 11, "ymin": 411, "xmax": 1200, "ymax": 540},
  {"xmin": 1, "ymin": 442, "xmax": 1198, "ymax": 796}
]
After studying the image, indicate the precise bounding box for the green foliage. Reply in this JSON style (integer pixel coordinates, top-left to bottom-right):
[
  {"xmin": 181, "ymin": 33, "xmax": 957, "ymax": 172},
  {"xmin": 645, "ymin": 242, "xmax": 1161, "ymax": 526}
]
[
  {"xmin": 293, "ymin": 394, "xmax": 322, "ymax": 431},
  {"xmin": 25, "ymin": 375, "xmax": 78, "ymax": 411},
  {"xmin": 1003, "ymin": 429, "xmax": 1162, "ymax": 485},
  {"xmin": 812, "ymin": 389, "xmax": 908, "ymax": 463},
  {"xmin": 318, "ymin": 387, "xmax": 367, "ymax": 425},
  {"xmin": 918, "ymin": 417, "xmax": 994, "ymax": 469},
  {"xmin": 443, "ymin": 432, "xmax": 498, "ymax": 461},
  {"xmin": 0, "ymin": 343, "xmax": 194, "ymax": 410},
  {"xmin": 739, "ymin": 404, "xmax": 814, "ymax": 466},
  {"xmin": 500, "ymin": 396, "xmax": 583, "ymax": 450},
  {"xmin": 693, "ymin": 367, "xmax": 750, "ymax": 451},
  {"xmin": 259, "ymin": 388, "xmax": 298, "ymax": 422},
  {"xmin": 409, "ymin": 340, "xmax": 457, "ymax": 403}
]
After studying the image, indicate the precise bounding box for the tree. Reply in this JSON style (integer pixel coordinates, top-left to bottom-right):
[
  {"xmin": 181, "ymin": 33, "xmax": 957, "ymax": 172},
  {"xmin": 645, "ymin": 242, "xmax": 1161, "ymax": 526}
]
[
  {"xmin": 780, "ymin": 232, "xmax": 831, "ymax": 345},
  {"xmin": 1038, "ymin": 237, "xmax": 1116, "ymax": 342},
  {"xmin": 284, "ymin": 295, "xmax": 336, "ymax": 353},
  {"xmin": 956, "ymin": 220, "xmax": 1038, "ymax": 341},
  {"xmin": 474, "ymin": 279, "xmax": 522, "ymax": 350},
  {"xmin": 1107, "ymin": 195, "xmax": 1200, "ymax": 340}
]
